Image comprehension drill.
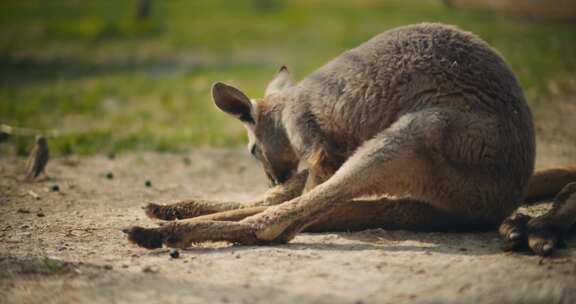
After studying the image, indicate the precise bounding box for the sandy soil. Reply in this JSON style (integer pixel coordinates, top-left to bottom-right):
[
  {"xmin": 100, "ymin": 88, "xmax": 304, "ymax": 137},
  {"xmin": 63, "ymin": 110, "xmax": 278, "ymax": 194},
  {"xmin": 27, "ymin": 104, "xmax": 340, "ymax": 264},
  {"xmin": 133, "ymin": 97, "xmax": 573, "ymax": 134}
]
[{"xmin": 1, "ymin": 145, "xmax": 576, "ymax": 304}]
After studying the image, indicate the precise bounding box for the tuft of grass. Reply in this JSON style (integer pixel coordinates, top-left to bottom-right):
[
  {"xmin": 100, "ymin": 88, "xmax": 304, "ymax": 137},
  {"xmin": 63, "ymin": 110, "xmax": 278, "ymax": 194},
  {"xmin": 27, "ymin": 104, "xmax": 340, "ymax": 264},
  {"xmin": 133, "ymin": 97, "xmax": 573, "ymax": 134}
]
[
  {"xmin": 42, "ymin": 257, "xmax": 68, "ymax": 274},
  {"xmin": 0, "ymin": 0, "xmax": 575, "ymax": 155}
]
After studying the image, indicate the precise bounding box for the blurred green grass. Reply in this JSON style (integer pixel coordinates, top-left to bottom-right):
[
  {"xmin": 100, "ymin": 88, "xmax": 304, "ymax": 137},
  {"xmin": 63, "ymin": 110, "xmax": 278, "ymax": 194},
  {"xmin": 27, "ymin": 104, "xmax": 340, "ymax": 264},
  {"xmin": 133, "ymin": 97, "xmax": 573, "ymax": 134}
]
[{"xmin": 1, "ymin": 0, "xmax": 575, "ymax": 155}]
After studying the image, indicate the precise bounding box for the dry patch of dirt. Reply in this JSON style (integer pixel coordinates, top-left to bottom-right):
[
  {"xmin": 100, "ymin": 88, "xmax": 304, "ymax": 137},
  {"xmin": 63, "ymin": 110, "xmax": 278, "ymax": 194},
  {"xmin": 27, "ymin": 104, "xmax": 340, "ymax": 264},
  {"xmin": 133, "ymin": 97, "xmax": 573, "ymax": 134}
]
[{"xmin": 1, "ymin": 148, "xmax": 575, "ymax": 304}]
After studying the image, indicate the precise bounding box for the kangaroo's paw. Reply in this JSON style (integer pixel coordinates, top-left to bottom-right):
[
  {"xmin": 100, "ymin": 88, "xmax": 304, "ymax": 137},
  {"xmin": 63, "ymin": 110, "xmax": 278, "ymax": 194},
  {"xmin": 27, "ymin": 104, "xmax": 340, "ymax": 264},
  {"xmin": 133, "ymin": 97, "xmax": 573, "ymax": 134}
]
[
  {"xmin": 526, "ymin": 218, "xmax": 566, "ymax": 257},
  {"xmin": 500, "ymin": 214, "xmax": 568, "ymax": 257},
  {"xmin": 524, "ymin": 182, "xmax": 576, "ymax": 256},
  {"xmin": 499, "ymin": 213, "xmax": 531, "ymax": 251},
  {"xmin": 123, "ymin": 221, "xmax": 261, "ymax": 249}
]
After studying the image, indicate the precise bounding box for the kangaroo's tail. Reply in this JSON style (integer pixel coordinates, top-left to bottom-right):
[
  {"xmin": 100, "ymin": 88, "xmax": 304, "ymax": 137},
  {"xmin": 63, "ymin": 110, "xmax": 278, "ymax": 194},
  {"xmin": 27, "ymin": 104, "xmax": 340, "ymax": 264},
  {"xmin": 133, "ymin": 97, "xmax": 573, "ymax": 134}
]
[{"xmin": 525, "ymin": 165, "xmax": 576, "ymax": 203}]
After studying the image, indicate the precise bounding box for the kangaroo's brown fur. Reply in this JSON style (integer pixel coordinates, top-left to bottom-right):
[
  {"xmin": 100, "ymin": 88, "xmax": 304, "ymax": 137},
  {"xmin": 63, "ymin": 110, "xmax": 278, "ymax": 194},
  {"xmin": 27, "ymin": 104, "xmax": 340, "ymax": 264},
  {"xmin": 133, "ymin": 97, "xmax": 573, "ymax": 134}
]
[{"xmin": 125, "ymin": 23, "xmax": 576, "ymax": 256}]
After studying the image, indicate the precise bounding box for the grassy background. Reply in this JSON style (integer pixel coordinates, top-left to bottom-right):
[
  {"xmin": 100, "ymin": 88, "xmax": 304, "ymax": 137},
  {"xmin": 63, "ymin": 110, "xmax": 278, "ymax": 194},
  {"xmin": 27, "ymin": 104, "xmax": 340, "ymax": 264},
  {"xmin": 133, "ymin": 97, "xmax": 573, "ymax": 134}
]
[{"xmin": 1, "ymin": 0, "xmax": 575, "ymax": 155}]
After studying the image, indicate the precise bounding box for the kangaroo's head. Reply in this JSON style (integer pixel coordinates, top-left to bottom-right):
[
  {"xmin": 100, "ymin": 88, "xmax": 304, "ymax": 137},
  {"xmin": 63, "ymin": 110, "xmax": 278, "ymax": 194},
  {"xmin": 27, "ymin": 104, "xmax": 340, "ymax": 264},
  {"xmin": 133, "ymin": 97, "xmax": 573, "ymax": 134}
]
[{"xmin": 212, "ymin": 66, "xmax": 299, "ymax": 186}]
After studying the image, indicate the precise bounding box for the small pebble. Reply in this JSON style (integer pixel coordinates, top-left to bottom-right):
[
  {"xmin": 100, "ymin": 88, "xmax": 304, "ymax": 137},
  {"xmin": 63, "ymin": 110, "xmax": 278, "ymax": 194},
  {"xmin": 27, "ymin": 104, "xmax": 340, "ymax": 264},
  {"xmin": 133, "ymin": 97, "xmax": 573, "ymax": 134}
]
[
  {"xmin": 105, "ymin": 172, "xmax": 114, "ymax": 179},
  {"xmin": 170, "ymin": 249, "xmax": 180, "ymax": 259},
  {"xmin": 142, "ymin": 265, "xmax": 158, "ymax": 273},
  {"xmin": 37, "ymin": 212, "xmax": 45, "ymax": 217},
  {"xmin": 50, "ymin": 185, "xmax": 60, "ymax": 192},
  {"xmin": 28, "ymin": 190, "xmax": 41, "ymax": 200},
  {"xmin": 144, "ymin": 180, "xmax": 152, "ymax": 187},
  {"xmin": 107, "ymin": 153, "xmax": 116, "ymax": 160}
]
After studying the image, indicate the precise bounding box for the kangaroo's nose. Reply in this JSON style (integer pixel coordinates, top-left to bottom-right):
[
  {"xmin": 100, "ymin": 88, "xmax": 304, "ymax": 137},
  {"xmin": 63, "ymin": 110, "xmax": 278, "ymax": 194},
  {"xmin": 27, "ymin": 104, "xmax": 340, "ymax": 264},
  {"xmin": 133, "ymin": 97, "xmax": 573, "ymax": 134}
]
[{"xmin": 264, "ymin": 171, "xmax": 278, "ymax": 187}]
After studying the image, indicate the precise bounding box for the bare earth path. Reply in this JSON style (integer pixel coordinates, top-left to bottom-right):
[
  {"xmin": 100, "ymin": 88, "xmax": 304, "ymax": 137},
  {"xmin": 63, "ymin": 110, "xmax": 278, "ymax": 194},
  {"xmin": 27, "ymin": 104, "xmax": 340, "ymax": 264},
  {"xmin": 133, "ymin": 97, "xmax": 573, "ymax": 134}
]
[{"xmin": 1, "ymin": 145, "xmax": 575, "ymax": 304}]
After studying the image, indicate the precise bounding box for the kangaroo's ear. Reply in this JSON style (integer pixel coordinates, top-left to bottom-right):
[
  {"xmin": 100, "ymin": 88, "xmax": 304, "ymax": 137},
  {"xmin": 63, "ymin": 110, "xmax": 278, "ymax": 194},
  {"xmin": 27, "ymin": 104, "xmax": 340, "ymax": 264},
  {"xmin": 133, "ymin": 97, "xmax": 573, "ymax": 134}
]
[
  {"xmin": 265, "ymin": 66, "xmax": 293, "ymax": 96},
  {"xmin": 212, "ymin": 82, "xmax": 254, "ymax": 123}
]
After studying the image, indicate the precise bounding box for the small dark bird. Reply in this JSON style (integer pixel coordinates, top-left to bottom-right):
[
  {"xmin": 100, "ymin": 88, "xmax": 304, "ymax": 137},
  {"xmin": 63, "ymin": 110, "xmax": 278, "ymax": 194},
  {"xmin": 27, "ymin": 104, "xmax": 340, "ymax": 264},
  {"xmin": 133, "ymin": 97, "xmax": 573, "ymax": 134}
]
[{"xmin": 25, "ymin": 136, "xmax": 49, "ymax": 181}]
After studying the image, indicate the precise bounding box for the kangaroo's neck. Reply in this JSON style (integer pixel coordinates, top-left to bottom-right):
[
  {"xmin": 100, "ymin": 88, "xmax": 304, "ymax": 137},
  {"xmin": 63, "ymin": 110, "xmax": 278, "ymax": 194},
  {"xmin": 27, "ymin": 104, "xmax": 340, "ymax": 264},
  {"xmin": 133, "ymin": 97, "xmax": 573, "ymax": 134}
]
[
  {"xmin": 279, "ymin": 93, "xmax": 316, "ymax": 159},
  {"xmin": 279, "ymin": 91, "xmax": 346, "ymax": 175}
]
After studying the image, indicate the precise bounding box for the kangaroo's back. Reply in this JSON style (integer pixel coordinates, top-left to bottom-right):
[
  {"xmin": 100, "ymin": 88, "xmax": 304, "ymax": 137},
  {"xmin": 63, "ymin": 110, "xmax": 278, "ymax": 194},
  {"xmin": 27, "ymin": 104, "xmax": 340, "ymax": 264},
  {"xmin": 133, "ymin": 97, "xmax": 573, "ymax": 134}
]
[{"xmin": 289, "ymin": 23, "xmax": 533, "ymax": 155}]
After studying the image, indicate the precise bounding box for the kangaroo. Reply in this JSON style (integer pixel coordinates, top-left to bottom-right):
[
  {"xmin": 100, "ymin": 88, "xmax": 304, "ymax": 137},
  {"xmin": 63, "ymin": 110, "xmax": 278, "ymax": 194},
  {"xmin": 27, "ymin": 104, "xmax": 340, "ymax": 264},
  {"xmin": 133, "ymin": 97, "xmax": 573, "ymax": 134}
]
[{"xmin": 125, "ymin": 23, "xmax": 576, "ymax": 256}]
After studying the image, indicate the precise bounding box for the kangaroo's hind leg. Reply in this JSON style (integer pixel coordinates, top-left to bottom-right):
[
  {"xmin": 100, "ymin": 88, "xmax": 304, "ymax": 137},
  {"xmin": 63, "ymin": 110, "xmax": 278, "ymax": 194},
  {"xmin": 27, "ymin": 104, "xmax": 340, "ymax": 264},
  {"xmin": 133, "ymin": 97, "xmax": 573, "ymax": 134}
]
[
  {"xmin": 501, "ymin": 182, "xmax": 576, "ymax": 256},
  {"xmin": 306, "ymin": 198, "xmax": 495, "ymax": 232},
  {"xmin": 144, "ymin": 170, "xmax": 309, "ymax": 220},
  {"xmin": 125, "ymin": 109, "xmax": 481, "ymax": 248},
  {"xmin": 157, "ymin": 198, "xmax": 495, "ymax": 232}
]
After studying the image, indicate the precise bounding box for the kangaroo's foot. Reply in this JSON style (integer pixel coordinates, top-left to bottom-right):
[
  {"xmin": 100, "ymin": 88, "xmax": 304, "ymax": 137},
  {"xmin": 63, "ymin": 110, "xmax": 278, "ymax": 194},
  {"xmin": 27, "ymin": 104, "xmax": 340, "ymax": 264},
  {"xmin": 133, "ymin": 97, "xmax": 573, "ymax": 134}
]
[
  {"xmin": 144, "ymin": 170, "xmax": 309, "ymax": 221},
  {"xmin": 526, "ymin": 217, "xmax": 567, "ymax": 257},
  {"xmin": 152, "ymin": 206, "xmax": 268, "ymax": 225},
  {"xmin": 500, "ymin": 182, "xmax": 576, "ymax": 256},
  {"xmin": 123, "ymin": 221, "xmax": 260, "ymax": 249},
  {"xmin": 143, "ymin": 200, "xmax": 242, "ymax": 221},
  {"xmin": 126, "ymin": 194, "xmax": 320, "ymax": 249},
  {"xmin": 500, "ymin": 213, "xmax": 569, "ymax": 256},
  {"xmin": 499, "ymin": 213, "xmax": 531, "ymax": 251}
]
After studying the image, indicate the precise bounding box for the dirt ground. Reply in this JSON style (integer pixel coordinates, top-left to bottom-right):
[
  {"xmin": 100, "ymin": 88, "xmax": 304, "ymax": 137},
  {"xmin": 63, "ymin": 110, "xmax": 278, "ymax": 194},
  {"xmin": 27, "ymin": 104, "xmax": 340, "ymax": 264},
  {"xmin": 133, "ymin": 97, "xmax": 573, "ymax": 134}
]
[{"xmin": 1, "ymin": 143, "xmax": 576, "ymax": 304}]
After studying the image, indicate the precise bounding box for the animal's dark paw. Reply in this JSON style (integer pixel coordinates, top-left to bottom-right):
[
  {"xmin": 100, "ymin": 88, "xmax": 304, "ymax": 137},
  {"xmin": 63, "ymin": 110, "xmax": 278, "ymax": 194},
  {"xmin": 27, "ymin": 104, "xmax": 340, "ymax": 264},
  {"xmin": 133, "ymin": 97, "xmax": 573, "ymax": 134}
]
[
  {"xmin": 527, "ymin": 228, "xmax": 556, "ymax": 257},
  {"xmin": 123, "ymin": 226, "xmax": 164, "ymax": 249},
  {"xmin": 499, "ymin": 213, "xmax": 531, "ymax": 251},
  {"xmin": 527, "ymin": 219, "xmax": 565, "ymax": 257},
  {"xmin": 500, "ymin": 213, "xmax": 567, "ymax": 257},
  {"xmin": 143, "ymin": 203, "xmax": 178, "ymax": 220}
]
